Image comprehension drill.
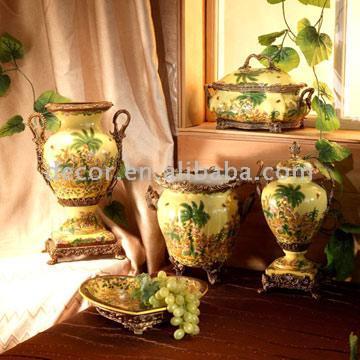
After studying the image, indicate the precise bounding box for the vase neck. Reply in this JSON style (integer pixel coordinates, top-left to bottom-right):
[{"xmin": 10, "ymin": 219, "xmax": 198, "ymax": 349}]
[{"xmin": 57, "ymin": 112, "xmax": 103, "ymax": 131}]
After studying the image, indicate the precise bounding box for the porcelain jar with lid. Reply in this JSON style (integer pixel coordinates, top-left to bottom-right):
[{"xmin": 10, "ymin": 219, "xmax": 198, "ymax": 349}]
[
  {"xmin": 259, "ymin": 142, "xmax": 328, "ymax": 297},
  {"xmin": 146, "ymin": 170, "xmax": 243, "ymax": 284},
  {"xmin": 205, "ymin": 54, "xmax": 314, "ymax": 132}
]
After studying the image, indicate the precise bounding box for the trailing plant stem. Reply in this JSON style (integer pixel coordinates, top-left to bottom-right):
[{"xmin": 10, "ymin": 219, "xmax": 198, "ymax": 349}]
[
  {"xmin": 281, "ymin": 1, "xmax": 296, "ymax": 41},
  {"xmin": 12, "ymin": 58, "xmax": 36, "ymax": 104}
]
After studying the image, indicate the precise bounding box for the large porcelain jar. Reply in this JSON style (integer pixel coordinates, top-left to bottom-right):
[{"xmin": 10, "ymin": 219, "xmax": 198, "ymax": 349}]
[
  {"xmin": 260, "ymin": 142, "xmax": 328, "ymax": 295},
  {"xmin": 146, "ymin": 170, "xmax": 242, "ymax": 284},
  {"xmin": 205, "ymin": 53, "xmax": 314, "ymax": 132},
  {"xmin": 28, "ymin": 102, "xmax": 130, "ymax": 264}
]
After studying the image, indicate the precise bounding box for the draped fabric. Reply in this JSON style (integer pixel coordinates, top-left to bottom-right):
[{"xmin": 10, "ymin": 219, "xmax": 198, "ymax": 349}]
[{"xmin": 0, "ymin": 0, "xmax": 174, "ymax": 274}]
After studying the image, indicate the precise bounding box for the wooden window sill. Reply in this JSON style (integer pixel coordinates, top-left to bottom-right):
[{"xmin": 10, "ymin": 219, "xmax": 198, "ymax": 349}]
[{"xmin": 178, "ymin": 122, "xmax": 360, "ymax": 145}]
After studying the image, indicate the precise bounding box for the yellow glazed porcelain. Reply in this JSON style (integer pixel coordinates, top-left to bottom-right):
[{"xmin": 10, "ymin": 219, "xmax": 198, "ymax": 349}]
[
  {"xmin": 260, "ymin": 142, "xmax": 328, "ymax": 296},
  {"xmin": 147, "ymin": 171, "xmax": 242, "ymax": 284},
  {"xmin": 206, "ymin": 54, "xmax": 314, "ymax": 132},
  {"xmin": 28, "ymin": 102, "xmax": 130, "ymax": 263}
]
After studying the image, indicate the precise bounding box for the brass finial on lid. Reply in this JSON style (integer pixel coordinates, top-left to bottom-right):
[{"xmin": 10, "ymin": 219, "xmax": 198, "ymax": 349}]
[{"xmin": 289, "ymin": 141, "xmax": 301, "ymax": 159}]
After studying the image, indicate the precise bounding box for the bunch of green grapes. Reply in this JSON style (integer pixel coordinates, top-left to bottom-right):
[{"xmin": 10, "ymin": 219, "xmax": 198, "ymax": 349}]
[{"xmin": 148, "ymin": 271, "xmax": 201, "ymax": 340}]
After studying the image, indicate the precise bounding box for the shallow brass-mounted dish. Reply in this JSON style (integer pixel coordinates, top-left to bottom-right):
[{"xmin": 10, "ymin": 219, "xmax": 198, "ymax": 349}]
[
  {"xmin": 205, "ymin": 53, "xmax": 314, "ymax": 133},
  {"xmin": 79, "ymin": 275, "xmax": 208, "ymax": 334}
]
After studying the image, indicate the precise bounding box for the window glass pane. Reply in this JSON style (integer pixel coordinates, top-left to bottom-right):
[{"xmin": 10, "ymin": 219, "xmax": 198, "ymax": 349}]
[
  {"xmin": 343, "ymin": 0, "xmax": 360, "ymax": 119},
  {"xmin": 217, "ymin": 0, "xmax": 335, "ymax": 98}
]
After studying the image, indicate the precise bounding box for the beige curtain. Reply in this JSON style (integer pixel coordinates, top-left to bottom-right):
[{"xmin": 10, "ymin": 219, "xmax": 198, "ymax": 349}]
[{"xmin": 0, "ymin": 0, "xmax": 174, "ymax": 273}]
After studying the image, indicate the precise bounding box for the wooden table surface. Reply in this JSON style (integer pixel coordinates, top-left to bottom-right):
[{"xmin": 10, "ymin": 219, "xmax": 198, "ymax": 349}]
[{"xmin": 2, "ymin": 268, "xmax": 359, "ymax": 360}]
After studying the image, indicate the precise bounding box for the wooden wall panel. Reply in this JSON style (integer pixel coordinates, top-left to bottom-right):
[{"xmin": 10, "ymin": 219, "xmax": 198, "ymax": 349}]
[{"xmin": 180, "ymin": 0, "xmax": 205, "ymax": 128}]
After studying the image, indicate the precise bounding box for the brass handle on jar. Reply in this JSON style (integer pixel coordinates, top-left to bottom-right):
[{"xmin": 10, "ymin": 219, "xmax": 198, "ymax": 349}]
[
  {"xmin": 204, "ymin": 84, "xmax": 216, "ymax": 108},
  {"xmin": 146, "ymin": 185, "xmax": 160, "ymax": 210},
  {"xmin": 239, "ymin": 53, "xmax": 281, "ymax": 71},
  {"xmin": 298, "ymin": 87, "xmax": 315, "ymax": 113},
  {"xmin": 108, "ymin": 109, "xmax": 131, "ymax": 194},
  {"xmin": 28, "ymin": 112, "xmax": 54, "ymax": 191}
]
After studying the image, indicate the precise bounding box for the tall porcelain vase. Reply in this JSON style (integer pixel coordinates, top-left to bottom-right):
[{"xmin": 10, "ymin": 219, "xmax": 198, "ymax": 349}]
[{"xmin": 28, "ymin": 102, "xmax": 130, "ymax": 264}]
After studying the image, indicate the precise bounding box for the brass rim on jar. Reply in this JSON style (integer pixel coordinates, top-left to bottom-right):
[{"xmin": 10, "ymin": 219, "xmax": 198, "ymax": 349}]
[
  {"xmin": 45, "ymin": 101, "xmax": 113, "ymax": 113},
  {"xmin": 154, "ymin": 168, "xmax": 244, "ymax": 193},
  {"xmin": 206, "ymin": 81, "xmax": 307, "ymax": 94}
]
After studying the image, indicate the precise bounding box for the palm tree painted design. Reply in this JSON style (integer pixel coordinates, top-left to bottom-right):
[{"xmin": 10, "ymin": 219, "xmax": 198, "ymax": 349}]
[
  {"xmin": 180, "ymin": 201, "xmax": 210, "ymax": 227},
  {"xmin": 180, "ymin": 201, "xmax": 210, "ymax": 257},
  {"xmin": 274, "ymin": 184, "xmax": 305, "ymax": 208},
  {"xmin": 235, "ymin": 69, "xmax": 264, "ymax": 83},
  {"xmin": 71, "ymin": 128, "xmax": 103, "ymax": 153},
  {"xmin": 236, "ymin": 92, "xmax": 266, "ymax": 107}
]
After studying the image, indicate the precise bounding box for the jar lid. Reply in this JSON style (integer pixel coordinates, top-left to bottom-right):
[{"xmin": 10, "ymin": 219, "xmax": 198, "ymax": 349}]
[
  {"xmin": 276, "ymin": 142, "xmax": 313, "ymax": 176},
  {"xmin": 210, "ymin": 54, "xmax": 306, "ymax": 93}
]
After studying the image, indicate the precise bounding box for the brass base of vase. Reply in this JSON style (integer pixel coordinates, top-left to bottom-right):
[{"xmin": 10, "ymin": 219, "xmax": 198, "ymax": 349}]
[
  {"xmin": 260, "ymin": 252, "xmax": 320, "ymax": 299},
  {"xmin": 45, "ymin": 238, "xmax": 123, "ymax": 265},
  {"xmin": 216, "ymin": 118, "xmax": 304, "ymax": 133}
]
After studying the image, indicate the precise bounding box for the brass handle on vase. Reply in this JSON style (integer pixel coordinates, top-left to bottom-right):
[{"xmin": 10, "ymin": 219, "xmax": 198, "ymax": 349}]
[
  {"xmin": 28, "ymin": 112, "xmax": 53, "ymax": 191},
  {"xmin": 298, "ymin": 87, "xmax": 315, "ymax": 114},
  {"xmin": 108, "ymin": 109, "xmax": 131, "ymax": 194},
  {"xmin": 239, "ymin": 53, "xmax": 280, "ymax": 71},
  {"xmin": 145, "ymin": 185, "xmax": 160, "ymax": 210}
]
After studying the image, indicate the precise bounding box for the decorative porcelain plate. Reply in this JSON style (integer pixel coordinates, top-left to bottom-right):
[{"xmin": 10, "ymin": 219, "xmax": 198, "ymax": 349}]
[{"xmin": 79, "ymin": 275, "xmax": 208, "ymax": 334}]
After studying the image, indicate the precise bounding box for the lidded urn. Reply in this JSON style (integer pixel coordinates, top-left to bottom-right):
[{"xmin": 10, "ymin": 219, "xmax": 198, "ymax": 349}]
[{"xmin": 260, "ymin": 142, "xmax": 328, "ymax": 297}]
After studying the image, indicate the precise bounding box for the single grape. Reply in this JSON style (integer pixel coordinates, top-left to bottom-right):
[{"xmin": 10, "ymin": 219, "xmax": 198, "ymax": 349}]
[
  {"xmin": 167, "ymin": 304, "xmax": 176, "ymax": 313},
  {"xmin": 165, "ymin": 294, "xmax": 175, "ymax": 305},
  {"xmin": 167, "ymin": 279, "xmax": 178, "ymax": 292},
  {"xmin": 183, "ymin": 322, "xmax": 194, "ymax": 334},
  {"xmin": 185, "ymin": 293, "xmax": 195, "ymax": 303},
  {"xmin": 195, "ymin": 308, "xmax": 200, "ymax": 316},
  {"xmin": 149, "ymin": 295, "xmax": 156, "ymax": 305},
  {"xmin": 157, "ymin": 270, "xmax": 167, "ymax": 279},
  {"xmin": 155, "ymin": 291, "xmax": 163, "ymax": 300},
  {"xmin": 175, "ymin": 294, "xmax": 185, "ymax": 306},
  {"xmin": 192, "ymin": 324, "xmax": 200, "ymax": 335},
  {"xmin": 193, "ymin": 298, "xmax": 200, "ymax": 307},
  {"xmin": 170, "ymin": 316, "xmax": 183, "ymax": 326},
  {"xmin": 186, "ymin": 303, "xmax": 198, "ymax": 314},
  {"xmin": 192, "ymin": 315, "xmax": 199, "ymax": 325},
  {"xmin": 173, "ymin": 328, "xmax": 185, "ymax": 340},
  {"xmin": 173, "ymin": 307, "xmax": 184, "ymax": 318},
  {"xmin": 183, "ymin": 312, "xmax": 193, "ymax": 323},
  {"xmin": 159, "ymin": 287, "xmax": 169, "ymax": 298}
]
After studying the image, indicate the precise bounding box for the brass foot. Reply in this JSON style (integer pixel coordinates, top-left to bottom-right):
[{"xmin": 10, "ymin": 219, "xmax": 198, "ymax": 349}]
[{"xmin": 169, "ymin": 256, "xmax": 185, "ymax": 276}]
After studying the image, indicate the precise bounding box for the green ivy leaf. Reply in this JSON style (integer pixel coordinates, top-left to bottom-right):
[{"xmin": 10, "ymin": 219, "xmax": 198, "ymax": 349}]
[
  {"xmin": 349, "ymin": 332, "xmax": 358, "ymax": 360},
  {"xmin": 297, "ymin": 18, "xmax": 311, "ymax": 33},
  {"xmin": 296, "ymin": 26, "xmax": 332, "ymax": 66},
  {"xmin": 312, "ymin": 96, "xmax": 340, "ymax": 131},
  {"xmin": 267, "ymin": 0, "xmax": 285, "ymax": 3},
  {"xmin": 0, "ymin": 115, "xmax": 25, "ymax": 137},
  {"xmin": 261, "ymin": 45, "xmax": 300, "ymax": 72},
  {"xmin": 258, "ymin": 30, "xmax": 287, "ymax": 46},
  {"xmin": 103, "ymin": 200, "xmax": 128, "ymax": 228},
  {"xmin": 315, "ymin": 138, "xmax": 351, "ymax": 163},
  {"xmin": 340, "ymin": 223, "xmax": 360, "ymax": 234},
  {"xmin": 34, "ymin": 90, "xmax": 70, "ymax": 112},
  {"xmin": 298, "ymin": 0, "xmax": 330, "ymax": 7},
  {"xmin": 0, "ymin": 74, "xmax": 10, "ymax": 96},
  {"xmin": 311, "ymin": 158, "xmax": 342, "ymax": 183},
  {"xmin": 34, "ymin": 90, "xmax": 70, "ymax": 131},
  {"xmin": 314, "ymin": 81, "xmax": 334, "ymax": 103},
  {"xmin": 325, "ymin": 228, "xmax": 354, "ymax": 281},
  {"xmin": 0, "ymin": 33, "xmax": 24, "ymax": 63}
]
